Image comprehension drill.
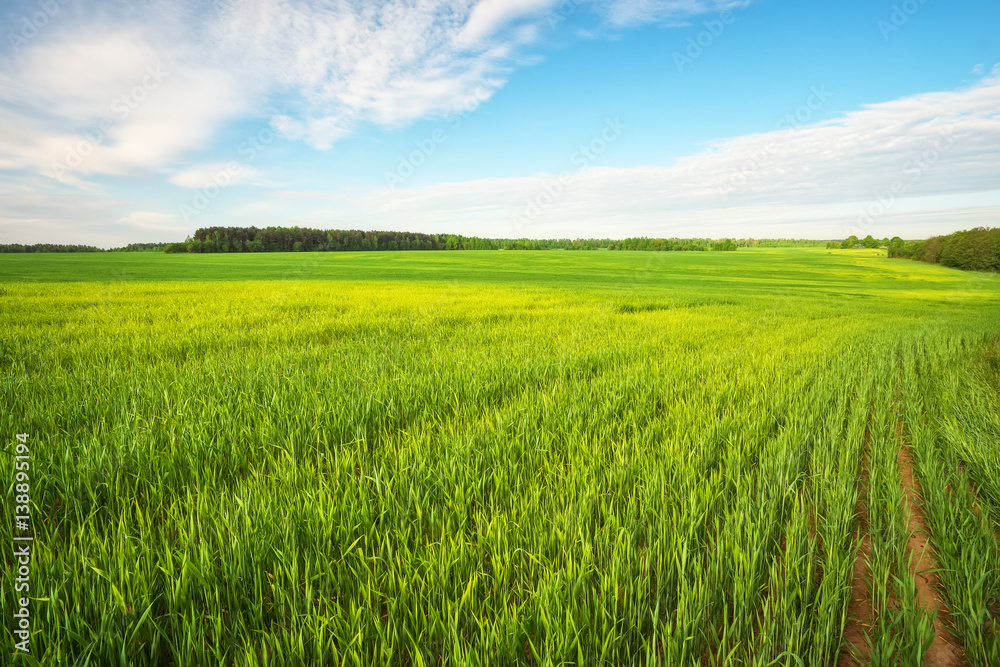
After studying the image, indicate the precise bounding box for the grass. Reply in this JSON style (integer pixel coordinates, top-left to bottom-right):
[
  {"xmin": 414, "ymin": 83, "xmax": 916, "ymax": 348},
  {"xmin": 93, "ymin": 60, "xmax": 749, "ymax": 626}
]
[{"xmin": 1, "ymin": 249, "xmax": 999, "ymax": 665}]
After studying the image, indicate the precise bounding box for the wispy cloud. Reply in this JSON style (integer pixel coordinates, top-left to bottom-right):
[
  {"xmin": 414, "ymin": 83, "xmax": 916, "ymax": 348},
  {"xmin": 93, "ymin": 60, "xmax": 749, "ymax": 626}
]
[{"xmin": 0, "ymin": 0, "xmax": 746, "ymax": 179}]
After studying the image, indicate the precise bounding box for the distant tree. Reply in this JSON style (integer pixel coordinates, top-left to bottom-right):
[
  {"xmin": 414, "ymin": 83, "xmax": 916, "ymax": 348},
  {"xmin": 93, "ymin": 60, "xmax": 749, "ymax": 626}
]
[
  {"xmin": 903, "ymin": 240, "xmax": 924, "ymax": 260},
  {"xmin": 939, "ymin": 228, "xmax": 992, "ymax": 271},
  {"xmin": 887, "ymin": 237, "xmax": 905, "ymax": 258},
  {"xmin": 841, "ymin": 235, "xmax": 860, "ymax": 249},
  {"xmin": 921, "ymin": 236, "xmax": 943, "ymax": 264}
]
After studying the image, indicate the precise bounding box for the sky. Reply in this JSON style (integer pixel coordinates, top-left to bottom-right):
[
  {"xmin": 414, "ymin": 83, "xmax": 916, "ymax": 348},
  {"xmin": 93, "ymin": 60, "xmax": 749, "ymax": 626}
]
[{"xmin": 0, "ymin": 0, "xmax": 998, "ymax": 246}]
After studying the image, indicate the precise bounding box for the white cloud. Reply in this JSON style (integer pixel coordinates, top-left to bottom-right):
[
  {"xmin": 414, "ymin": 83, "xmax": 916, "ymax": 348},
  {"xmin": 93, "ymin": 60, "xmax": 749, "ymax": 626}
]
[
  {"xmin": 169, "ymin": 164, "xmax": 262, "ymax": 189},
  {"xmin": 270, "ymin": 115, "xmax": 351, "ymax": 151},
  {"xmin": 0, "ymin": 23, "xmax": 251, "ymax": 184},
  {"xmin": 603, "ymin": 0, "xmax": 751, "ymax": 27},
  {"xmin": 116, "ymin": 211, "xmax": 185, "ymax": 232},
  {"xmin": 457, "ymin": 0, "xmax": 561, "ymax": 46}
]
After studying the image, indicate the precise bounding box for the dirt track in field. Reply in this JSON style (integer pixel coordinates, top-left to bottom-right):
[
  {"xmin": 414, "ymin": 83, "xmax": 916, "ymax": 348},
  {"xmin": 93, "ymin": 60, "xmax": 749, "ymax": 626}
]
[
  {"xmin": 839, "ymin": 449, "xmax": 873, "ymax": 667},
  {"xmin": 897, "ymin": 444, "xmax": 965, "ymax": 666},
  {"xmin": 839, "ymin": 418, "xmax": 966, "ymax": 666}
]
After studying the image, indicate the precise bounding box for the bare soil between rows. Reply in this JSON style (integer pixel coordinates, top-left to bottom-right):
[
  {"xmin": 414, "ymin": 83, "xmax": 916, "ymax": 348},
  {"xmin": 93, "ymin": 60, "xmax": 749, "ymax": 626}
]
[
  {"xmin": 897, "ymin": 445, "xmax": 965, "ymax": 666},
  {"xmin": 838, "ymin": 448, "xmax": 874, "ymax": 667},
  {"xmin": 838, "ymin": 419, "xmax": 966, "ymax": 666}
]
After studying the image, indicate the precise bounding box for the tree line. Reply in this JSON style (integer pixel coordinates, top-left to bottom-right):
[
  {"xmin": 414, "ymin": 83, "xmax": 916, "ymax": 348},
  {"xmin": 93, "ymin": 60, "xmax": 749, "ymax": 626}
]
[
  {"xmin": 158, "ymin": 227, "xmax": 812, "ymax": 254},
  {"xmin": 0, "ymin": 243, "xmax": 104, "ymax": 253},
  {"xmin": 0, "ymin": 242, "xmax": 171, "ymax": 253},
  {"xmin": 890, "ymin": 227, "xmax": 999, "ymax": 272}
]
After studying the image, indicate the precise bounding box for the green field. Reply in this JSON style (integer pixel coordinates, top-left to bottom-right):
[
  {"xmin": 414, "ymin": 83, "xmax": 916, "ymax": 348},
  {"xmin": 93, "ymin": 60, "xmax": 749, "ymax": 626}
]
[{"xmin": 2, "ymin": 249, "xmax": 1000, "ymax": 665}]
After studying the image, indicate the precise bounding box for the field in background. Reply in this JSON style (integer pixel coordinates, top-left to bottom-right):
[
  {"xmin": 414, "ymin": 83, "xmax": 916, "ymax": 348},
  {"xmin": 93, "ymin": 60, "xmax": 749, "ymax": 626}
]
[
  {"xmin": 0, "ymin": 246, "xmax": 931, "ymax": 286},
  {"xmin": 2, "ymin": 249, "xmax": 999, "ymax": 665}
]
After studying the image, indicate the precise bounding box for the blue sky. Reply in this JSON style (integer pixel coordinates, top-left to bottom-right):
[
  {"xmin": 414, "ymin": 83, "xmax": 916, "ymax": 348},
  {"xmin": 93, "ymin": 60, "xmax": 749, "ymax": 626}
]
[{"xmin": 1, "ymin": 0, "xmax": 998, "ymax": 245}]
